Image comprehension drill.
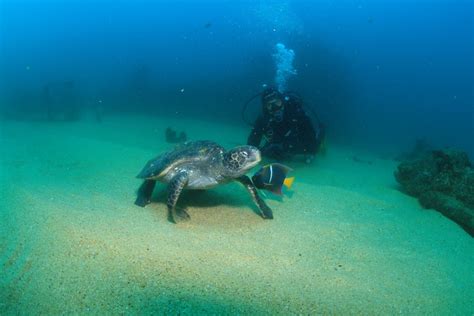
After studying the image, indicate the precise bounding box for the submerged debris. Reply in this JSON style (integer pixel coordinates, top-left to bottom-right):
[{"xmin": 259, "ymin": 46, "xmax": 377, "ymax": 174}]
[
  {"xmin": 165, "ymin": 127, "xmax": 187, "ymax": 144},
  {"xmin": 394, "ymin": 149, "xmax": 474, "ymax": 236}
]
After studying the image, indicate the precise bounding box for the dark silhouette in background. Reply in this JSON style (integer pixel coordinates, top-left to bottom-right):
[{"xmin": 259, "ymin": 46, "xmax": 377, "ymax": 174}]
[{"xmin": 165, "ymin": 127, "xmax": 187, "ymax": 143}]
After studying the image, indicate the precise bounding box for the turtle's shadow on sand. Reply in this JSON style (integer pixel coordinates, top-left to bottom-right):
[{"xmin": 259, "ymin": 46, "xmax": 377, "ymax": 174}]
[{"xmin": 149, "ymin": 185, "xmax": 263, "ymax": 217}]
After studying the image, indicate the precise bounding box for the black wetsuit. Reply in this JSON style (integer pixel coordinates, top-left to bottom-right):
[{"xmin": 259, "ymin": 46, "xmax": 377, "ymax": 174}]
[{"xmin": 247, "ymin": 94, "xmax": 323, "ymax": 159}]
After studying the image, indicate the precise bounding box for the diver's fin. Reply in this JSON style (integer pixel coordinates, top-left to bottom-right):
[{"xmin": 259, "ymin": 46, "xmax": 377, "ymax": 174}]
[{"xmin": 283, "ymin": 177, "xmax": 295, "ymax": 189}]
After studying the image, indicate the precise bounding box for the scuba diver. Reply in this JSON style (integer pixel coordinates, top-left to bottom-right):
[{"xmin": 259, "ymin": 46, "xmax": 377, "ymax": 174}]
[{"xmin": 246, "ymin": 87, "xmax": 325, "ymax": 163}]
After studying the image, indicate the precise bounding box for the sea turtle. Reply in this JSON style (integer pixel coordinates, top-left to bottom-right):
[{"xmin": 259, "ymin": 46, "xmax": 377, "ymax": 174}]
[{"xmin": 134, "ymin": 140, "xmax": 273, "ymax": 223}]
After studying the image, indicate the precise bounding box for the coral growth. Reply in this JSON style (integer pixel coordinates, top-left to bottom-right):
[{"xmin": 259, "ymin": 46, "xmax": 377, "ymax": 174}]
[{"xmin": 395, "ymin": 149, "xmax": 474, "ymax": 236}]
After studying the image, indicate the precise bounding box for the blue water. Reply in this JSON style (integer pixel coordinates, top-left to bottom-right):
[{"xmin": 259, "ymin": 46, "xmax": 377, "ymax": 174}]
[
  {"xmin": 0, "ymin": 0, "xmax": 474, "ymax": 154},
  {"xmin": 1, "ymin": 0, "xmax": 473, "ymax": 157}
]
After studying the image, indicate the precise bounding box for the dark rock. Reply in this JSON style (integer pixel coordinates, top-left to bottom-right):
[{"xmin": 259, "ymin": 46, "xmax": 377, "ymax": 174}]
[
  {"xmin": 418, "ymin": 192, "xmax": 474, "ymax": 236},
  {"xmin": 394, "ymin": 149, "xmax": 474, "ymax": 237},
  {"xmin": 165, "ymin": 127, "xmax": 187, "ymax": 144}
]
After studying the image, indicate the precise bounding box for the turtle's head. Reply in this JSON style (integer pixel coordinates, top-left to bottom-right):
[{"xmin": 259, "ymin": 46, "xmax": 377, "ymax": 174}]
[{"xmin": 223, "ymin": 145, "xmax": 261, "ymax": 178}]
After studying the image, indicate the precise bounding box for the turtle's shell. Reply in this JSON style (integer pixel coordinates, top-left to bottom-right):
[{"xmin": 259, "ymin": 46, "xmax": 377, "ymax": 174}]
[{"xmin": 136, "ymin": 141, "xmax": 225, "ymax": 180}]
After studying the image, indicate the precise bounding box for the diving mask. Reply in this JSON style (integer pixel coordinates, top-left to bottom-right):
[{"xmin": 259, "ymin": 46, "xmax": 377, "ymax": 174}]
[{"xmin": 272, "ymin": 109, "xmax": 284, "ymax": 122}]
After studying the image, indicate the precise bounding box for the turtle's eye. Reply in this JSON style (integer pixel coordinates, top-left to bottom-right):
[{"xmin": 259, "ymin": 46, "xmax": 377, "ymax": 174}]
[{"xmin": 241, "ymin": 151, "xmax": 248, "ymax": 158}]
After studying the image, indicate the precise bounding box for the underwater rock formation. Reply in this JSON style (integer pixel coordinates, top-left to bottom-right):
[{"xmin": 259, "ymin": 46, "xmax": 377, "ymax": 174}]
[
  {"xmin": 165, "ymin": 127, "xmax": 187, "ymax": 143},
  {"xmin": 394, "ymin": 149, "xmax": 474, "ymax": 236}
]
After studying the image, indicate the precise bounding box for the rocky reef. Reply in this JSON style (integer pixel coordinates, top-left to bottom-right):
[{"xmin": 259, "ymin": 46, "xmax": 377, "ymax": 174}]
[{"xmin": 394, "ymin": 149, "xmax": 474, "ymax": 236}]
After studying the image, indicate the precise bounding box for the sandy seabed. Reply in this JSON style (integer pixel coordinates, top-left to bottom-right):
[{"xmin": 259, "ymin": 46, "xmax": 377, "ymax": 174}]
[{"xmin": 1, "ymin": 114, "xmax": 473, "ymax": 315}]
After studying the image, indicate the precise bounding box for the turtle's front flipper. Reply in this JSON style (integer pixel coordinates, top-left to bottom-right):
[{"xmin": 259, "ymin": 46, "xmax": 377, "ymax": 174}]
[
  {"xmin": 167, "ymin": 171, "xmax": 190, "ymax": 223},
  {"xmin": 135, "ymin": 180, "xmax": 156, "ymax": 207},
  {"xmin": 237, "ymin": 175, "xmax": 273, "ymax": 219}
]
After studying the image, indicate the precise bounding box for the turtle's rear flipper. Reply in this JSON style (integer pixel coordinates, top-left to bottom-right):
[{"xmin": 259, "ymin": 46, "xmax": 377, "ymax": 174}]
[
  {"xmin": 237, "ymin": 175, "xmax": 274, "ymax": 219},
  {"xmin": 135, "ymin": 180, "xmax": 156, "ymax": 207},
  {"xmin": 168, "ymin": 208, "xmax": 190, "ymax": 223},
  {"xmin": 167, "ymin": 172, "xmax": 190, "ymax": 223}
]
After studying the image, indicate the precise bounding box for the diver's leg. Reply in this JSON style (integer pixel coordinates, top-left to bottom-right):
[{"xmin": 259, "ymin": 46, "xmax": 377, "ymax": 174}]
[
  {"xmin": 237, "ymin": 175, "xmax": 273, "ymax": 219},
  {"xmin": 167, "ymin": 172, "xmax": 190, "ymax": 223},
  {"xmin": 135, "ymin": 180, "xmax": 156, "ymax": 207}
]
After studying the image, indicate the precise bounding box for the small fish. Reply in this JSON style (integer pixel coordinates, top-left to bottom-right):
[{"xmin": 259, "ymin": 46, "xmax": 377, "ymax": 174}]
[{"xmin": 251, "ymin": 163, "xmax": 294, "ymax": 195}]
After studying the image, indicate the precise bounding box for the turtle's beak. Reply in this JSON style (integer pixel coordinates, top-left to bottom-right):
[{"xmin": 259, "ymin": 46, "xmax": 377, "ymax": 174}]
[
  {"xmin": 255, "ymin": 150, "xmax": 262, "ymax": 164},
  {"xmin": 248, "ymin": 147, "xmax": 261, "ymax": 169}
]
